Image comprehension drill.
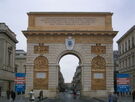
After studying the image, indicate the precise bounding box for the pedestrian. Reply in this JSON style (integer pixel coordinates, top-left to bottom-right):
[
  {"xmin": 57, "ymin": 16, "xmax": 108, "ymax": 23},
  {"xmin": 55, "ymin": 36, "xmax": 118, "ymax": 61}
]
[
  {"xmin": 29, "ymin": 89, "xmax": 35, "ymax": 102},
  {"xmin": 73, "ymin": 89, "xmax": 77, "ymax": 99},
  {"xmin": 108, "ymin": 93, "xmax": 113, "ymax": 102},
  {"xmin": 10, "ymin": 90, "xmax": 16, "ymax": 102},
  {"xmin": 39, "ymin": 90, "xmax": 43, "ymax": 101},
  {"xmin": 112, "ymin": 92, "xmax": 118, "ymax": 102},
  {"xmin": 132, "ymin": 90, "xmax": 135, "ymax": 102},
  {"xmin": 6, "ymin": 90, "xmax": 10, "ymax": 100}
]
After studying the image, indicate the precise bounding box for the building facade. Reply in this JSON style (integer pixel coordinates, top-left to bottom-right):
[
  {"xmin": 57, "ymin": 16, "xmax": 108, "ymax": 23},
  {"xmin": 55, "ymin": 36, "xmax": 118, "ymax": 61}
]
[
  {"xmin": 58, "ymin": 66, "xmax": 65, "ymax": 92},
  {"xmin": 23, "ymin": 12, "xmax": 117, "ymax": 98},
  {"xmin": 0, "ymin": 23, "xmax": 18, "ymax": 96},
  {"xmin": 15, "ymin": 50, "xmax": 27, "ymax": 73},
  {"xmin": 72, "ymin": 66, "xmax": 81, "ymax": 91},
  {"xmin": 113, "ymin": 50, "xmax": 119, "ymax": 92},
  {"xmin": 117, "ymin": 25, "xmax": 135, "ymax": 91}
]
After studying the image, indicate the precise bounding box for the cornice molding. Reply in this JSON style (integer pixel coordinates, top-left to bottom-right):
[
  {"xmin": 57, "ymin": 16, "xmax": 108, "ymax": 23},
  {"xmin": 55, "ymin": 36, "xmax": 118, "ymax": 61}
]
[{"xmin": 22, "ymin": 30, "xmax": 118, "ymax": 37}]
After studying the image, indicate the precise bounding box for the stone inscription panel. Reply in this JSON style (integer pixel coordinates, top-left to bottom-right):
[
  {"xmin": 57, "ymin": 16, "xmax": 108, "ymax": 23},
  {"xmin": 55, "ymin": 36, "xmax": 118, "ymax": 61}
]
[
  {"xmin": 34, "ymin": 46, "xmax": 48, "ymax": 54},
  {"xmin": 35, "ymin": 16, "xmax": 105, "ymax": 27},
  {"xmin": 93, "ymin": 73, "xmax": 104, "ymax": 79},
  {"xmin": 91, "ymin": 46, "xmax": 106, "ymax": 54},
  {"xmin": 36, "ymin": 72, "xmax": 46, "ymax": 78}
]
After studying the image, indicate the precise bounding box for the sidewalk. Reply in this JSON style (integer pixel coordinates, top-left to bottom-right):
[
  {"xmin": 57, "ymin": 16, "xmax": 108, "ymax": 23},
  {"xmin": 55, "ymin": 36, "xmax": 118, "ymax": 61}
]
[
  {"xmin": 118, "ymin": 95, "xmax": 132, "ymax": 102},
  {"xmin": 0, "ymin": 95, "xmax": 28, "ymax": 102},
  {"xmin": 94, "ymin": 95, "xmax": 132, "ymax": 102},
  {"xmin": 0, "ymin": 95, "xmax": 47, "ymax": 102}
]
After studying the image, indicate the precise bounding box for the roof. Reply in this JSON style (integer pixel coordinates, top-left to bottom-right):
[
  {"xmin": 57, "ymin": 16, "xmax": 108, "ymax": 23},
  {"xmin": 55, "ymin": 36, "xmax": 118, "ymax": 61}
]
[
  {"xmin": 16, "ymin": 50, "xmax": 26, "ymax": 54},
  {"xmin": 0, "ymin": 23, "xmax": 18, "ymax": 43},
  {"xmin": 117, "ymin": 25, "xmax": 135, "ymax": 43},
  {"xmin": 28, "ymin": 12, "xmax": 113, "ymax": 15}
]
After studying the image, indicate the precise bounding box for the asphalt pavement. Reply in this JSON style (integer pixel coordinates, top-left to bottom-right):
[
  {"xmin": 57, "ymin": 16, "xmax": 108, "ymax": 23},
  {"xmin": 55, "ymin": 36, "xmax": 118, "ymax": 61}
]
[{"xmin": 0, "ymin": 93, "xmax": 133, "ymax": 102}]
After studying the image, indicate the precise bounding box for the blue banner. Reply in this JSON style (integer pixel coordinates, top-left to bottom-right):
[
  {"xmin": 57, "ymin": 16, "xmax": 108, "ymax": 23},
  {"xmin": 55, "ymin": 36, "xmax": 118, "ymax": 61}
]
[
  {"xmin": 116, "ymin": 73, "xmax": 131, "ymax": 92},
  {"xmin": 15, "ymin": 84, "xmax": 25, "ymax": 92},
  {"xmin": 117, "ymin": 85, "xmax": 131, "ymax": 92},
  {"xmin": 15, "ymin": 73, "xmax": 26, "ymax": 92},
  {"xmin": 16, "ymin": 73, "xmax": 26, "ymax": 77},
  {"xmin": 117, "ymin": 73, "xmax": 130, "ymax": 78}
]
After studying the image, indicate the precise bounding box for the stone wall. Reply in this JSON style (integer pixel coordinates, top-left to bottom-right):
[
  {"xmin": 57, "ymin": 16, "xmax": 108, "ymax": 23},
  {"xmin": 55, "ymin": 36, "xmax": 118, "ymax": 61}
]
[{"xmin": 25, "ymin": 37, "xmax": 114, "ymax": 97}]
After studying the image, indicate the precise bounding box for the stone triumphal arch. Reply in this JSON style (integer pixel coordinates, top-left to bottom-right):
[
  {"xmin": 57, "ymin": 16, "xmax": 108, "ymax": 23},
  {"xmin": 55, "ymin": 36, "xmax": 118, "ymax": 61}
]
[{"xmin": 23, "ymin": 12, "xmax": 118, "ymax": 98}]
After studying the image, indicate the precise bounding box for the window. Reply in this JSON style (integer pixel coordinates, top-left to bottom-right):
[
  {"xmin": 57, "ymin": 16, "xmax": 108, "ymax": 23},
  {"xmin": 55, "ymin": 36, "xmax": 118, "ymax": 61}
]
[
  {"xmin": 128, "ymin": 39, "xmax": 130, "ymax": 50},
  {"xmin": 132, "ymin": 36, "xmax": 134, "ymax": 48},
  {"xmin": 132, "ymin": 55, "xmax": 135, "ymax": 66},
  {"xmin": 119, "ymin": 61, "xmax": 121, "ymax": 69},
  {"xmin": 24, "ymin": 65, "xmax": 26, "ymax": 73},
  {"xmin": 119, "ymin": 45, "xmax": 121, "ymax": 55},
  {"xmin": 15, "ymin": 65, "xmax": 18, "ymax": 73},
  {"xmin": 8, "ymin": 50, "xmax": 11, "ymax": 66},
  {"xmin": 129, "ymin": 56, "xmax": 131, "ymax": 67},
  {"xmin": 122, "ymin": 44, "xmax": 124, "ymax": 53},
  {"xmin": 8, "ymin": 46, "xmax": 13, "ymax": 68},
  {"xmin": 121, "ymin": 45, "xmax": 123, "ymax": 54},
  {"xmin": 122, "ymin": 60, "xmax": 124, "ymax": 69},
  {"xmin": 125, "ymin": 58, "xmax": 127, "ymax": 67},
  {"xmin": 125, "ymin": 42, "xmax": 127, "ymax": 51}
]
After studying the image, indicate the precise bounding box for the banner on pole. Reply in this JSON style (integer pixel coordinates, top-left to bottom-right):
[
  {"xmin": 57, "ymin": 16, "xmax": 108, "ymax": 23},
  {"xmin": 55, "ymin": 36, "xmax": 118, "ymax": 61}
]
[
  {"xmin": 15, "ymin": 73, "xmax": 26, "ymax": 92},
  {"xmin": 116, "ymin": 73, "xmax": 131, "ymax": 92}
]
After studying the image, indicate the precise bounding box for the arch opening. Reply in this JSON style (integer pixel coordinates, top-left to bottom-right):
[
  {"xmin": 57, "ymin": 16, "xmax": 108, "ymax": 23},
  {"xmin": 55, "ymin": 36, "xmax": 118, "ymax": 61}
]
[{"xmin": 58, "ymin": 54, "xmax": 81, "ymax": 93}]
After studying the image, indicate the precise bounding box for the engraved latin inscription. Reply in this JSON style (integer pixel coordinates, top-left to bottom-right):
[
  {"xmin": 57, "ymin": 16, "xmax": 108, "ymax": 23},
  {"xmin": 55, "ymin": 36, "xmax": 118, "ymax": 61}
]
[{"xmin": 35, "ymin": 16, "xmax": 105, "ymax": 26}]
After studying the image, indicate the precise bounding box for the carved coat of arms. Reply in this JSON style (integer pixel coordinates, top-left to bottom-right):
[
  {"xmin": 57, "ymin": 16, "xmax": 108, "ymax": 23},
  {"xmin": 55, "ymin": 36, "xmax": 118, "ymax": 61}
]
[{"xmin": 65, "ymin": 37, "xmax": 75, "ymax": 50}]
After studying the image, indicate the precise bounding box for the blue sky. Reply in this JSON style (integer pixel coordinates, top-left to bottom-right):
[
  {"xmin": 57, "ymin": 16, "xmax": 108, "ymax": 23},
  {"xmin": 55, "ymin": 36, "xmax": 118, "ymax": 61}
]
[{"xmin": 0, "ymin": 0, "xmax": 135, "ymax": 82}]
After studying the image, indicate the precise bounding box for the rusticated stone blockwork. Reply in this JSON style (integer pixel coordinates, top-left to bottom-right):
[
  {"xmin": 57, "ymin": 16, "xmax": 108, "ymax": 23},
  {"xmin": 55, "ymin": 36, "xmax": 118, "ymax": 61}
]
[{"xmin": 23, "ymin": 12, "xmax": 118, "ymax": 98}]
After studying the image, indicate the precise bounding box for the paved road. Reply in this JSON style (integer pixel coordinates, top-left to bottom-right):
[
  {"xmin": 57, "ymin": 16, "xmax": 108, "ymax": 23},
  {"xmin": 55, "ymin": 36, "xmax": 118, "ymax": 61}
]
[
  {"xmin": 93, "ymin": 95, "xmax": 133, "ymax": 102},
  {"xmin": 0, "ymin": 93, "xmax": 133, "ymax": 102},
  {"xmin": 42, "ymin": 93, "xmax": 99, "ymax": 102}
]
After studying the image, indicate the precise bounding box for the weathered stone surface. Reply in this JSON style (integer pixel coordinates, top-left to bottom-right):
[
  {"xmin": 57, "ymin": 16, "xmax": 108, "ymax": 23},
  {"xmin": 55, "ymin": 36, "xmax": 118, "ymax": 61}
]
[{"xmin": 23, "ymin": 12, "xmax": 117, "ymax": 98}]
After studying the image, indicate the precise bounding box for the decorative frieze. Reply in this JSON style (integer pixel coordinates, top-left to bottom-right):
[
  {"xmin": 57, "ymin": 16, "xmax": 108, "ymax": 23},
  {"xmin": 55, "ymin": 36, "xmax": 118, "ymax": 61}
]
[
  {"xmin": 91, "ymin": 45, "xmax": 106, "ymax": 54},
  {"xmin": 91, "ymin": 55, "xmax": 106, "ymax": 90},
  {"xmin": 34, "ymin": 43, "xmax": 49, "ymax": 54},
  {"xmin": 33, "ymin": 56, "xmax": 48, "ymax": 89}
]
